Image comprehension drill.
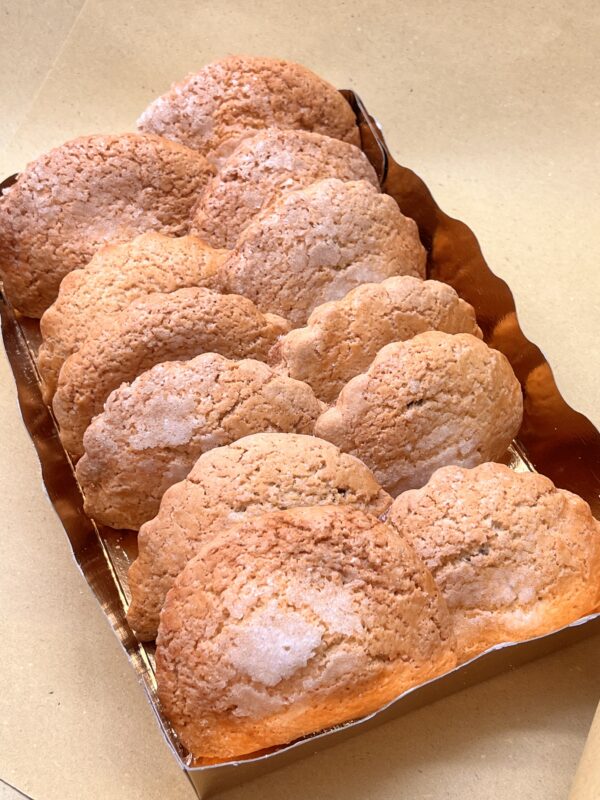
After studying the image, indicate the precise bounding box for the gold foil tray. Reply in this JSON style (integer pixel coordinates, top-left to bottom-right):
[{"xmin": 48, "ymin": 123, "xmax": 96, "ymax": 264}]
[{"xmin": 1, "ymin": 92, "xmax": 599, "ymax": 798}]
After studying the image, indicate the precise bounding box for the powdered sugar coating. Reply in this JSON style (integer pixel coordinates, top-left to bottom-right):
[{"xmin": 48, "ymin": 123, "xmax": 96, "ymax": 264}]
[
  {"xmin": 137, "ymin": 56, "xmax": 359, "ymax": 166},
  {"xmin": 226, "ymin": 602, "xmax": 323, "ymax": 687},
  {"xmin": 77, "ymin": 355, "xmax": 325, "ymax": 530},
  {"xmin": 224, "ymin": 179, "xmax": 426, "ymax": 326},
  {"xmin": 38, "ymin": 232, "xmax": 227, "ymax": 402},
  {"xmin": 191, "ymin": 129, "xmax": 378, "ymax": 248},
  {"xmin": 315, "ymin": 331, "xmax": 523, "ymax": 496},
  {"xmin": 156, "ymin": 505, "xmax": 456, "ymax": 759},
  {"xmin": 52, "ymin": 287, "xmax": 289, "ymax": 458},
  {"xmin": 127, "ymin": 432, "xmax": 391, "ymax": 641},
  {"xmin": 271, "ymin": 276, "xmax": 482, "ymax": 403},
  {"xmin": 387, "ymin": 463, "xmax": 600, "ymax": 661},
  {"xmin": 0, "ymin": 133, "xmax": 214, "ymax": 317}
]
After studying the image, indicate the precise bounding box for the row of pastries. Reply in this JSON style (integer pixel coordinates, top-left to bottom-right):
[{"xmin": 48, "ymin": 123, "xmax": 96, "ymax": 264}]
[{"xmin": 0, "ymin": 55, "xmax": 598, "ymax": 762}]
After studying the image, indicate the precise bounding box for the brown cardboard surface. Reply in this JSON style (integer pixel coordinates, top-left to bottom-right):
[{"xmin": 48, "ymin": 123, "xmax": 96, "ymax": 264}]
[
  {"xmin": 570, "ymin": 701, "xmax": 600, "ymax": 799},
  {"xmin": 1, "ymin": 2, "xmax": 599, "ymax": 799},
  {"xmin": 0, "ymin": 0, "xmax": 85, "ymax": 156}
]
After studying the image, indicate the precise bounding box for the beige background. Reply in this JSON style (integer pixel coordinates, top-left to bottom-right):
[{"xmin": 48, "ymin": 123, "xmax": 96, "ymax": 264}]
[{"xmin": 1, "ymin": 1, "xmax": 599, "ymax": 799}]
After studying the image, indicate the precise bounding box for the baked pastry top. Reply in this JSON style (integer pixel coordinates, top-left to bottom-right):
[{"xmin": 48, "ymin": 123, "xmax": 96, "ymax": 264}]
[
  {"xmin": 156, "ymin": 505, "xmax": 456, "ymax": 759},
  {"xmin": 127, "ymin": 432, "xmax": 391, "ymax": 641},
  {"xmin": 38, "ymin": 232, "xmax": 226, "ymax": 401},
  {"xmin": 191, "ymin": 128, "xmax": 378, "ymax": 249},
  {"xmin": 271, "ymin": 276, "xmax": 482, "ymax": 403},
  {"xmin": 0, "ymin": 133, "xmax": 213, "ymax": 316},
  {"xmin": 315, "ymin": 331, "xmax": 523, "ymax": 495},
  {"xmin": 224, "ymin": 178, "xmax": 426, "ymax": 326},
  {"xmin": 137, "ymin": 55, "xmax": 360, "ymax": 165},
  {"xmin": 387, "ymin": 463, "xmax": 600, "ymax": 661},
  {"xmin": 52, "ymin": 287, "xmax": 289, "ymax": 457},
  {"xmin": 77, "ymin": 355, "xmax": 325, "ymax": 531}
]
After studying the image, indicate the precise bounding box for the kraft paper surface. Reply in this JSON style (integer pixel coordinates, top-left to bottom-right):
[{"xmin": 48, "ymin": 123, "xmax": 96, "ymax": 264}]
[{"xmin": 1, "ymin": 2, "xmax": 598, "ymax": 799}]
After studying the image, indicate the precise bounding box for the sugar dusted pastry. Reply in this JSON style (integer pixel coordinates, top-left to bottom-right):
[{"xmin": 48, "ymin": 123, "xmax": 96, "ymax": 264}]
[
  {"xmin": 0, "ymin": 134, "xmax": 213, "ymax": 317},
  {"xmin": 224, "ymin": 179, "xmax": 426, "ymax": 326},
  {"xmin": 127, "ymin": 432, "xmax": 392, "ymax": 640},
  {"xmin": 388, "ymin": 463, "xmax": 600, "ymax": 661},
  {"xmin": 138, "ymin": 55, "xmax": 360, "ymax": 165},
  {"xmin": 315, "ymin": 331, "xmax": 523, "ymax": 495},
  {"xmin": 77, "ymin": 355, "xmax": 325, "ymax": 531},
  {"xmin": 271, "ymin": 276, "xmax": 482, "ymax": 403},
  {"xmin": 53, "ymin": 288, "xmax": 289, "ymax": 458},
  {"xmin": 156, "ymin": 505, "xmax": 457, "ymax": 759},
  {"xmin": 191, "ymin": 128, "xmax": 378, "ymax": 249},
  {"xmin": 38, "ymin": 233, "xmax": 227, "ymax": 402}
]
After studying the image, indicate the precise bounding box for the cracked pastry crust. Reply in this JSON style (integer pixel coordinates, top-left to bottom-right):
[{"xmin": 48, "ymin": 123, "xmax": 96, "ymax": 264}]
[
  {"xmin": 190, "ymin": 128, "xmax": 378, "ymax": 249},
  {"xmin": 76, "ymin": 355, "xmax": 326, "ymax": 531},
  {"xmin": 127, "ymin": 432, "xmax": 392, "ymax": 641},
  {"xmin": 38, "ymin": 232, "xmax": 227, "ymax": 402},
  {"xmin": 271, "ymin": 276, "xmax": 482, "ymax": 403},
  {"xmin": 156, "ymin": 505, "xmax": 457, "ymax": 760},
  {"xmin": 387, "ymin": 463, "xmax": 600, "ymax": 661},
  {"xmin": 137, "ymin": 55, "xmax": 360, "ymax": 166},
  {"xmin": 52, "ymin": 287, "xmax": 289, "ymax": 458},
  {"xmin": 223, "ymin": 178, "xmax": 426, "ymax": 326},
  {"xmin": 0, "ymin": 133, "xmax": 213, "ymax": 317},
  {"xmin": 315, "ymin": 331, "xmax": 523, "ymax": 496}
]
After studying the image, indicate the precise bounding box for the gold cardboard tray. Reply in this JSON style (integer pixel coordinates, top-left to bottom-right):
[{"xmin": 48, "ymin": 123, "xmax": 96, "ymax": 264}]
[{"xmin": 1, "ymin": 92, "xmax": 599, "ymax": 799}]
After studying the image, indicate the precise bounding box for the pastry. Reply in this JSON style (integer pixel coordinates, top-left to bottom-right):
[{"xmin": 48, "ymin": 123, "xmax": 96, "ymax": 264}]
[
  {"xmin": 387, "ymin": 463, "xmax": 600, "ymax": 661},
  {"xmin": 271, "ymin": 276, "xmax": 482, "ymax": 403},
  {"xmin": 38, "ymin": 232, "xmax": 226, "ymax": 402},
  {"xmin": 156, "ymin": 505, "xmax": 456, "ymax": 759},
  {"xmin": 137, "ymin": 55, "xmax": 360, "ymax": 165},
  {"xmin": 52, "ymin": 287, "xmax": 288, "ymax": 457},
  {"xmin": 315, "ymin": 331, "xmax": 523, "ymax": 495},
  {"xmin": 76, "ymin": 355, "xmax": 325, "ymax": 531},
  {"xmin": 224, "ymin": 178, "xmax": 426, "ymax": 326},
  {"xmin": 127, "ymin": 432, "xmax": 392, "ymax": 640},
  {"xmin": 190, "ymin": 128, "xmax": 378, "ymax": 249},
  {"xmin": 0, "ymin": 133, "xmax": 213, "ymax": 316}
]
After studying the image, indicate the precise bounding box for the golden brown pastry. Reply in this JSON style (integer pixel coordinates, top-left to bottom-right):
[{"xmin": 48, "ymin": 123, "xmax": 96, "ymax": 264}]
[
  {"xmin": 190, "ymin": 128, "xmax": 378, "ymax": 249},
  {"xmin": 224, "ymin": 178, "xmax": 426, "ymax": 326},
  {"xmin": 387, "ymin": 463, "xmax": 600, "ymax": 661},
  {"xmin": 127, "ymin": 432, "xmax": 392, "ymax": 640},
  {"xmin": 137, "ymin": 55, "xmax": 360, "ymax": 165},
  {"xmin": 156, "ymin": 505, "xmax": 457, "ymax": 759},
  {"xmin": 76, "ymin": 355, "xmax": 325, "ymax": 531},
  {"xmin": 38, "ymin": 232, "xmax": 226, "ymax": 402},
  {"xmin": 52, "ymin": 288, "xmax": 289, "ymax": 458},
  {"xmin": 271, "ymin": 276, "xmax": 482, "ymax": 403},
  {"xmin": 0, "ymin": 134, "xmax": 213, "ymax": 316},
  {"xmin": 315, "ymin": 331, "xmax": 523, "ymax": 495}
]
